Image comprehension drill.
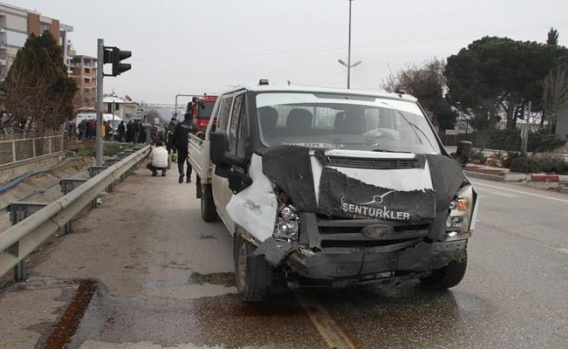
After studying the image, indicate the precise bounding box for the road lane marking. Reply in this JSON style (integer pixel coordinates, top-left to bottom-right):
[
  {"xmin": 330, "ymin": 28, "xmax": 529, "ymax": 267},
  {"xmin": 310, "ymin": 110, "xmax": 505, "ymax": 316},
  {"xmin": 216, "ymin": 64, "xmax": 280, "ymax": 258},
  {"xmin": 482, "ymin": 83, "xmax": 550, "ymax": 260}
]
[
  {"xmin": 472, "ymin": 182, "xmax": 568, "ymax": 204},
  {"xmin": 557, "ymin": 248, "xmax": 568, "ymax": 255},
  {"xmin": 295, "ymin": 290, "xmax": 359, "ymax": 349}
]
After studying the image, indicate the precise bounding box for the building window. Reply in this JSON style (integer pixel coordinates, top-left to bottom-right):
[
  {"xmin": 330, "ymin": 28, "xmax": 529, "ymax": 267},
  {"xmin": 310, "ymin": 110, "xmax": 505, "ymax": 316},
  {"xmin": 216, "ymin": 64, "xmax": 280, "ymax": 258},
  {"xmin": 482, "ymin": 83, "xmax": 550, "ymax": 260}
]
[
  {"xmin": 84, "ymin": 68, "xmax": 90, "ymax": 74},
  {"xmin": 40, "ymin": 23, "xmax": 50, "ymax": 34},
  {"xmin": 84, "ymin": 78, "xmax": 90, "ymax": 83}
]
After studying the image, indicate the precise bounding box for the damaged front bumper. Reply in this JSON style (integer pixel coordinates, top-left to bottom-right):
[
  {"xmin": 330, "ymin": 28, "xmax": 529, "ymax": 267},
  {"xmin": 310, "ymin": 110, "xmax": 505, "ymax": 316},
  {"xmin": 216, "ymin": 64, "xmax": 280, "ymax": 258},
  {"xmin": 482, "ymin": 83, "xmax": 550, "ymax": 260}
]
[{"xmin": 255, "ymin": 237, "xmax": 467, "ymax": 283}]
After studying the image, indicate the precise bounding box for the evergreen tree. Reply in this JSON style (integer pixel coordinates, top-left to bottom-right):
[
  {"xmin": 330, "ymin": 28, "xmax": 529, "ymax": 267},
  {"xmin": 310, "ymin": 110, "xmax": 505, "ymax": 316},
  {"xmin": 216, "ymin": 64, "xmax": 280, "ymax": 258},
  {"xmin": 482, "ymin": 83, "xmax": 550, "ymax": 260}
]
[
  {"xmin": 0, "ymin": 31, "xmax": 76, "ymax": 131},
  {"xmin": 547, "ymin": 27, "xmax": 559, "ymax": 46}
]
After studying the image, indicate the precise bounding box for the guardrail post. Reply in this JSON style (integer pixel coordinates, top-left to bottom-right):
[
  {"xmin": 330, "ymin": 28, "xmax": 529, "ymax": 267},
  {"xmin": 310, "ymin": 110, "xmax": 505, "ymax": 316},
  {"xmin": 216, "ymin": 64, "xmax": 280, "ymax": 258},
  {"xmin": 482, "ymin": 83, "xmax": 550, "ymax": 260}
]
[
  {"xmin": 117, "ymin": 152, "xmax": 129, "ymax": 160},
  {"xmin": 122, "ymin": 151, "xmax": 136, "ymax": 177},
  {"xmin": 104, "ymin": 158, "xmax": 121, "ymax": 167},
  {"xmin": 103, "ymin": 159, "xmax": 121, "ymax": 191},
  {"xmin": 60, "ymin": 179, "xmax": 88, "ymax": 234},
  {"xmin": 88, "ymin": 166, "xmax": 108, "ymax": 178},
  {"xmin": 116, "ymin": 153, "xmax": 128, "ymax": 180},
  {"xmin": 88, "ymin": 166, "xmax": 108, "ymax": 207},
  {"xmin": 8, "ymin": 202, "xmax": 48, "ymax": 281}
]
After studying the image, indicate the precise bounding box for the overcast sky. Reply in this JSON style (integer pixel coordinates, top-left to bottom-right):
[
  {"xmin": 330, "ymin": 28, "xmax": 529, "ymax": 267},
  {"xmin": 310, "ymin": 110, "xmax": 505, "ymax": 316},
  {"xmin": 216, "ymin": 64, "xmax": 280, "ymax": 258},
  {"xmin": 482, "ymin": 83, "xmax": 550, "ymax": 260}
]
[{"xmin": 14, "ymin": 0, "xmax": 568, "ymax": 105}]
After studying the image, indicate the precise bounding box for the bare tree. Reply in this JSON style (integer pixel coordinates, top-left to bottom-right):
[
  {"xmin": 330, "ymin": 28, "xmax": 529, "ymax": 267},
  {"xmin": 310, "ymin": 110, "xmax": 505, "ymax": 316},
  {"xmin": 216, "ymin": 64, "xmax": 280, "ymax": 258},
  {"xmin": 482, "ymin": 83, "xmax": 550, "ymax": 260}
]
[
  {"xmin": 541, "ymin": 67, "xmax": 568, "ymax": 132},
  {"xmin": 1, "ymin": 69, "xmax": 52, "ymax": 133},
  {"xmin": 383, "ymin": 58, "xmax": 457, "ymax": 130}
]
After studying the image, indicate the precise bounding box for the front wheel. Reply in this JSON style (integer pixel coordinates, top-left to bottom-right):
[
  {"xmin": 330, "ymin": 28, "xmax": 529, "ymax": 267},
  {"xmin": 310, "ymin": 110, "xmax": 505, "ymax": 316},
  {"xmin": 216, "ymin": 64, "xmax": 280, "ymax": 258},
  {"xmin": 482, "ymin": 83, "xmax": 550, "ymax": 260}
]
[
  {"xmin": 234, "ymin": 234, "xmax": 273, "ymax": 302},
  {"xmin": 201, "ymin": 184, "xmax": 217, "ymax": 222},
  {"xmin": 420, "ymin": 250, "xmax": 467, "ymax": 289}
]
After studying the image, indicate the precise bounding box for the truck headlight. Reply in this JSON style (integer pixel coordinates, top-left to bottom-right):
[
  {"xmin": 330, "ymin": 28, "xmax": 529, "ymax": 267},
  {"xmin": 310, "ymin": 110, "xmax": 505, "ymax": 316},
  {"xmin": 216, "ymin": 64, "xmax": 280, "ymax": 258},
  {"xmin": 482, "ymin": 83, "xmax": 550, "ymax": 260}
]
[
  {"xmin": 273, "ymin": 204, "xmax": 299, "ymax": 240},
  {"xmin": 445, "ymin": 185, "xmax": 476, "ymax": 240}
]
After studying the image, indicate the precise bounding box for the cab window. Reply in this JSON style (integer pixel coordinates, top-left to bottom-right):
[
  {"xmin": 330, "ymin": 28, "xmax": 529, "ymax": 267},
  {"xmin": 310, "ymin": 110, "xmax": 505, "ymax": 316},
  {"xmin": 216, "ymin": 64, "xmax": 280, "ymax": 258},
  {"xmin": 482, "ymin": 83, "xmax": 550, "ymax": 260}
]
[
  {"xmin": 216, "ymin": 96, "xmax": 233, "ymax": 133},
  {"xmin": 228, "ymin": 94, "xmax": 247, "ymax": 157}
]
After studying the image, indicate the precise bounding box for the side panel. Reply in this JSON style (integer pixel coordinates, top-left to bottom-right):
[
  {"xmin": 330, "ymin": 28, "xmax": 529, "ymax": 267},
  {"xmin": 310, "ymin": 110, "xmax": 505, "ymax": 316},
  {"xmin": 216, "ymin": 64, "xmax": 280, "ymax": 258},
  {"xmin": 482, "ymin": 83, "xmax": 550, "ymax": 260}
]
[
  {"xmin": 226, "ymin": 154, "xmax": 277, "ymax": 242},
  {"xmin": 212, "ymin": 173, "xmax": 235, "ymax": 234}
]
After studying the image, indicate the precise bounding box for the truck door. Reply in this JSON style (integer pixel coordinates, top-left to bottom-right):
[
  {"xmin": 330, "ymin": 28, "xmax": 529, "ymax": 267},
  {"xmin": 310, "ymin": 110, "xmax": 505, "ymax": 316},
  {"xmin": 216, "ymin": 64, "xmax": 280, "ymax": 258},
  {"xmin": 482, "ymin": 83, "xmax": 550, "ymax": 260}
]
[{"xmin": 212, "ymin": 93, "xmax": 247, "ymax": 232}]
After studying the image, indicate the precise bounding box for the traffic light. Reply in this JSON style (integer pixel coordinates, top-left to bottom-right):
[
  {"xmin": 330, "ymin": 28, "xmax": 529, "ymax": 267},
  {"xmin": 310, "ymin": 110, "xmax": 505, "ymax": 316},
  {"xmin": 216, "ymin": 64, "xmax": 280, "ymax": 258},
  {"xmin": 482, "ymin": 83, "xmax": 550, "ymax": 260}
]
[
  {"xmin": 103, "ymin": 46, "xmax": 131, "ymax": 77},
  {"xmin": 515, "ymin": 104, "xmax": 525, "ymax": 119},
  {"xmin": 112, "ymin": 47, "xmax": 131, "ymax": 76}
]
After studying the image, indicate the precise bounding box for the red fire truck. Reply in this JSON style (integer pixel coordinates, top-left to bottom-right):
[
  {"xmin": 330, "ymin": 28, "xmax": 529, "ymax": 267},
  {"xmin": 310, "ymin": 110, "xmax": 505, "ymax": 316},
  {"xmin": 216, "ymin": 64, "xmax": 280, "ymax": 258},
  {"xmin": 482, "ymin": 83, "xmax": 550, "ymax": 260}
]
[{"xmin": 187, "ymin": 95, "xmax": 218, "ymax": 134}]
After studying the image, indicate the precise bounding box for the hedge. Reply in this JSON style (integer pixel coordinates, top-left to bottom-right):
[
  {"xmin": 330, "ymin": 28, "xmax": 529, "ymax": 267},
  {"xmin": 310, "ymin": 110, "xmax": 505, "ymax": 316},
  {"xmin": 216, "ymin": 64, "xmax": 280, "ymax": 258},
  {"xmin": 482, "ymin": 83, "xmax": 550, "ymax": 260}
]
[{"xmin": 470, "ymin": 129, "xmax": 565, "ymax": 152}]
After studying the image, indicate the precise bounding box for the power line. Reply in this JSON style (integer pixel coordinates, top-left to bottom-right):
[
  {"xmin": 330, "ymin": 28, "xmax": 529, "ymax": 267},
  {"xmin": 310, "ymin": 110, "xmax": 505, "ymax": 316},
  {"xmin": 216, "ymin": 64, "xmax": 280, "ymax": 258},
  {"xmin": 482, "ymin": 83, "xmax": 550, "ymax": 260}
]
[{"xmin": 131, "ymin": 22, "xmax": 568, "ymax": 63}]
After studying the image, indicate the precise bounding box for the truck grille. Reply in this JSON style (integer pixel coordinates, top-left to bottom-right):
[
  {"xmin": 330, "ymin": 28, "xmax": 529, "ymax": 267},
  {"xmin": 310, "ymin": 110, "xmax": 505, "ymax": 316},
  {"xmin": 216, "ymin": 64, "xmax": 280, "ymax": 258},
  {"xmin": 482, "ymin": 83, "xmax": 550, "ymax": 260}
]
[
  {"xmin": 316, "ymin": 218, "xmax": 430, "ymax": 249},
  {"xmin": 326, "ymin": 156, "xmax": 423, "ymax": 170}
]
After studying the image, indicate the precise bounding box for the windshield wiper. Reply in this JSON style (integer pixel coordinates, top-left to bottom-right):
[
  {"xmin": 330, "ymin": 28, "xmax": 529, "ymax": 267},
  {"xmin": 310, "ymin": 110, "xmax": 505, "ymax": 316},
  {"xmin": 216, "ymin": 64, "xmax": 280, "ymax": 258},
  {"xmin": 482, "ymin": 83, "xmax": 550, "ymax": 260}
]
[
  {"xmin": 372, "ymin": 149, "xmax": 411, "ymax": 153},
  {"xmin": 379, "ymin": 102, "xmax": 436, "ymax": 152}
]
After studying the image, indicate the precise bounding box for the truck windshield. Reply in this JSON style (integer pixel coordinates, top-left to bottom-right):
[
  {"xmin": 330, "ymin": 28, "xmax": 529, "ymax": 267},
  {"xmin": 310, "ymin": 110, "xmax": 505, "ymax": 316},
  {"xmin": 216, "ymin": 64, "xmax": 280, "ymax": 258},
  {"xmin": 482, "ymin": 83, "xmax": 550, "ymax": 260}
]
[
  {"xmin": 256, "ymin": 92, "xmax": 441, "ymax": 154},
  {"xmin": 197, "ymin": 102, "xmax": 215, "ymax": 119}
]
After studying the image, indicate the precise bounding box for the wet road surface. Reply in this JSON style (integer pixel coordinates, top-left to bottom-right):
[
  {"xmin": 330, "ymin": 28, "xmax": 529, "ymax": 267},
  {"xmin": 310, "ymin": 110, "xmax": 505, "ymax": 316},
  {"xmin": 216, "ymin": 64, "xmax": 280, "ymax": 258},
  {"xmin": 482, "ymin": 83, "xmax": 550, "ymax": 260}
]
[{"xmin": 0, "ymin": 169, "xmax": 567, "ymax": 348}]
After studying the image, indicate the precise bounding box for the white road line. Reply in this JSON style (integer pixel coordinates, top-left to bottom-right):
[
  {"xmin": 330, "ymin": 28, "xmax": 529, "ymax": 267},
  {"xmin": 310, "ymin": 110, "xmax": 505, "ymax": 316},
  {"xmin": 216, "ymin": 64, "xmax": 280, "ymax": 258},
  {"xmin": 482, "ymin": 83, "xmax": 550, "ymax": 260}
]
[
  {"xmin": 472, "ymin": 181, "xmax": 568, "ymax": 204},
  {"xmin": 557, "ymin": 248, "xmax": 568, "ymax": 255},
  {"xmin": 295, "ymin": 290, "xmax": 359, "ymax": 349}
]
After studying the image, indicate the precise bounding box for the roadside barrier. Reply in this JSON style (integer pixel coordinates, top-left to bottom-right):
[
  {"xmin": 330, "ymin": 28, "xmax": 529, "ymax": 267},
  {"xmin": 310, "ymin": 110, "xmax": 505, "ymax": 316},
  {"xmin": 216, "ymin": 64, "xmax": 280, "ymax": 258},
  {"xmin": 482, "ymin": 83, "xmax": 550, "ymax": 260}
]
[{"xmin": 0, "ymin": 145, "xmax": 150, "ymax": 281}]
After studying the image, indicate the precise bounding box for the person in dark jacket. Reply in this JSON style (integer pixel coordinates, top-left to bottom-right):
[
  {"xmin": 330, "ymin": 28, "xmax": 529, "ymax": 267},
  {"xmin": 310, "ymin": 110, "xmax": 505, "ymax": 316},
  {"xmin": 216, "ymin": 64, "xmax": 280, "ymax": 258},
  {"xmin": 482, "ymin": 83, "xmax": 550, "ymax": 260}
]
[
  {"xmin": 171, "ymin": 112, "xmax": 197, "ymax": 183},
  {"xmin": 117, "ymin": 121, "xmax": 126, "ymax": 142},
  {"xmin": 165, "ymin": 117, "xmax": 177, "ymax": 154},
  {"xmin": 126, "ymin": 121, "xmax": 134, "ymax": 143}
]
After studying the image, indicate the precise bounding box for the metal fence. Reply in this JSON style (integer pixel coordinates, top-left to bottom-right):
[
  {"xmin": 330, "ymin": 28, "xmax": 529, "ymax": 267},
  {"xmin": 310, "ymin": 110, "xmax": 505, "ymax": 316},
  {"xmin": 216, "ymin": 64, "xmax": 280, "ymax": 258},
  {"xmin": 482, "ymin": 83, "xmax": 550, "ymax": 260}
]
[{"xmin": 0, "ymin": 134, "xmax": 64, "ymax": 167}]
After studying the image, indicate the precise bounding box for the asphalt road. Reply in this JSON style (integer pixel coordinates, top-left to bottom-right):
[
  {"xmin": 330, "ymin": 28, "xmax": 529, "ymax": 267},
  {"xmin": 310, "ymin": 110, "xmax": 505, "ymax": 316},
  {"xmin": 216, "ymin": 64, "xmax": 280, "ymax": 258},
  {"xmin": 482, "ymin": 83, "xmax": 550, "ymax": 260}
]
[{"xmin": 0, "ymin": 168, "xmax": 567, "ymax": 349}]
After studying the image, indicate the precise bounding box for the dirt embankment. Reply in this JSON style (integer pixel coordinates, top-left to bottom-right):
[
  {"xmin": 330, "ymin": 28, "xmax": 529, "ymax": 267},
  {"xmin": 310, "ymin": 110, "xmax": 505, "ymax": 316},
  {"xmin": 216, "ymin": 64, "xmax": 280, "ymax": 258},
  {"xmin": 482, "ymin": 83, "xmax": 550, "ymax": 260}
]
[{"xmin": 0, "ymin": 157, "xmax": 93, "ymax": 213}]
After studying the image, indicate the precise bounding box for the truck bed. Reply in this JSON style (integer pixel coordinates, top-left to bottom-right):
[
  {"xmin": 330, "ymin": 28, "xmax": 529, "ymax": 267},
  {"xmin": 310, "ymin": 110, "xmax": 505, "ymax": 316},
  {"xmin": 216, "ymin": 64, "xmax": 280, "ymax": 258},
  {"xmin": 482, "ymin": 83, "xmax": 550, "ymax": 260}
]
[{"xmin": 187, "ymin": 133, "xmax": 211, "ymax": 186}]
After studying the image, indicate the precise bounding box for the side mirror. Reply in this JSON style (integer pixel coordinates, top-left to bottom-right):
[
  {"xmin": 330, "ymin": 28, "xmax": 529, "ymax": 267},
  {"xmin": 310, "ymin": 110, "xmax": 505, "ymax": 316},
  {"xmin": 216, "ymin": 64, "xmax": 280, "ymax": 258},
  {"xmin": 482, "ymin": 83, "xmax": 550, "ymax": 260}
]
[
  {"xmin": 455, "ymin": 140, "xmax": 472, "ymax": 168},
  {"xmin": 210, "ymin": 132, "xmax": 229, "ymax": 165}
]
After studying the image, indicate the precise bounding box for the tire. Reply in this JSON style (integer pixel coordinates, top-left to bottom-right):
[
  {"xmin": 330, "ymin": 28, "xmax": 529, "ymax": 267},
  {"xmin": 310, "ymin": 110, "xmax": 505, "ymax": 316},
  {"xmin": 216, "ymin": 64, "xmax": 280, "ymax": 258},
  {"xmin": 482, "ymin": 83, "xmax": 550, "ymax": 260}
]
[
  {"xmin": 420, "ymin": 250, "xmax": 468, "ymax": 289},
  {"xmin": 234, "ymin": 234, "xmax": 273, "ymax": 302},
  {"xmin": 201, "ymin": 184, "xmax": 217, "ymax": 222}
]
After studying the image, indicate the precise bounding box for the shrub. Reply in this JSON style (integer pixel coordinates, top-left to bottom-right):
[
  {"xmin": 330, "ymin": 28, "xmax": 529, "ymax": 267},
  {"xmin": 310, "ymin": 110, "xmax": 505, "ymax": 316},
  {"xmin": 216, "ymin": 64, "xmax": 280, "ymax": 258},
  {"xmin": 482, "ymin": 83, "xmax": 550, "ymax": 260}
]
[
  {"xmin": 509, "ymin": 156, "xmax": 541, "ymax": 173},
  {"xmin": 469, "ymin": 151, "xmax": 487, "ymax": 164},
  {"xmin": 528, "ymin": 130, "xmax": 566, "ymax": 152},
  {"xmin": 502, "ymin": 152, "xmax": 522, "ymax": 169},
  {"xmin": 471, "ymin": 129, "xmax": 566, "ymax": 152},
  {"xmin": 533, "ymin": 154, "xmax": 568, "ymax": 174},
  {"xmin": 471, "ymin": 129, "xmax": 521, "ymax": 151}
]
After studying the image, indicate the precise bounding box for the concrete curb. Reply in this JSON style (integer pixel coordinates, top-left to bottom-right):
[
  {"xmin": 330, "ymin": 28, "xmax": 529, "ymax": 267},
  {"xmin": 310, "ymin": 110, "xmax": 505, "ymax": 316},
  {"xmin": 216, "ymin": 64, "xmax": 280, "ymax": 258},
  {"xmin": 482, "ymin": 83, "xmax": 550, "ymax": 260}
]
[
  {"xmin": 464, "ymin": 171, "xmax": 505, "ymax": 182},
  {"xmin": 531, "ymin": 174, "xmax": 559, "ymax": 182},
  {"xmin": 466, "ymin": 170, "xmax": 568, "ymax": 183}
]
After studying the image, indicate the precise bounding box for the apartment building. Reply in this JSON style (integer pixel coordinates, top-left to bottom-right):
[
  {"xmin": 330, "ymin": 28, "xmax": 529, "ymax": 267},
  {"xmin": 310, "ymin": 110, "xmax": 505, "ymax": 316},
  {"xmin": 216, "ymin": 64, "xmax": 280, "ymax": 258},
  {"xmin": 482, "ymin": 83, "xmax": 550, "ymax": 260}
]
[
  {"xmin": 71, "ymin": 55, "xmax": 97, "ymax": 109},
  {"xmin": 0, "ymin": 2, "xmax": 73, "ymax": 82}
]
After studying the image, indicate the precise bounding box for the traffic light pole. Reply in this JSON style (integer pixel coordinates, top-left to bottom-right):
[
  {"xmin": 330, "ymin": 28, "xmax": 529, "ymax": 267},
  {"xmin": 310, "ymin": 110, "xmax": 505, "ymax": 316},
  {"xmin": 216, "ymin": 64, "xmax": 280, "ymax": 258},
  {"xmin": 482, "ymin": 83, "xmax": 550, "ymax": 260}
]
[{"xmin": 96, "ymin": 38, "xmax": 104, "ymax": 166}]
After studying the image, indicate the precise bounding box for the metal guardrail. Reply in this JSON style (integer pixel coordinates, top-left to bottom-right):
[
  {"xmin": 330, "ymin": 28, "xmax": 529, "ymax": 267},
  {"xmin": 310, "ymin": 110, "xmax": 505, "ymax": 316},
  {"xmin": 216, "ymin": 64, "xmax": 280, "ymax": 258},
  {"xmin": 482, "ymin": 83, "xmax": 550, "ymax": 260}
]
[{"xmin": 0, "ymin": 145, "xmax": 151, "ymax": 280}]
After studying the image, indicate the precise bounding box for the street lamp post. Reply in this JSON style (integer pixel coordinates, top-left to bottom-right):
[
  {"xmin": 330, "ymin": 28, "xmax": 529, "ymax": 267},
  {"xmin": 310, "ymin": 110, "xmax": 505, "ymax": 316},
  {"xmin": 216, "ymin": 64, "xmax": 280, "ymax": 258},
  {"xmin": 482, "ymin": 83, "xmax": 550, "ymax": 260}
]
[{"xmin": 338, "ymin": 0, "xmax": 360, "ymax": 89}]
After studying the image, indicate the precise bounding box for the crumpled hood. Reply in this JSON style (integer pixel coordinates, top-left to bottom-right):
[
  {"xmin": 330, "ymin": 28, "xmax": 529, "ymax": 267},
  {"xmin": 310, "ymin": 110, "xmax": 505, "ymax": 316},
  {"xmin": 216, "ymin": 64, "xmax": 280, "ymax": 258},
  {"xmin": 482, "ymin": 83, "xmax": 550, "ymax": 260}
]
[{"xmin": 262, "ymin": 146, "xmax": 467, "ymax": 223}]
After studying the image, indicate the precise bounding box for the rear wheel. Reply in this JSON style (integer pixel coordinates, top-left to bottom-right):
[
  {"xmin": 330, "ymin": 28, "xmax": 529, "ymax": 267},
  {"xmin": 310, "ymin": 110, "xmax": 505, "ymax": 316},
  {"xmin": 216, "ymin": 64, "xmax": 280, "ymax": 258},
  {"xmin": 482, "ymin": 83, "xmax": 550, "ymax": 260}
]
[
  {"xmin": 234, "ymin": 234, "xmax": 273, "ymax": 302},
  {"xmin": 420, "ymin": 250, "xmax": 467, "ymax": 289},
  {"xmin": 200, "ymin": 185, "xmax": 217, "ymax": 222}
]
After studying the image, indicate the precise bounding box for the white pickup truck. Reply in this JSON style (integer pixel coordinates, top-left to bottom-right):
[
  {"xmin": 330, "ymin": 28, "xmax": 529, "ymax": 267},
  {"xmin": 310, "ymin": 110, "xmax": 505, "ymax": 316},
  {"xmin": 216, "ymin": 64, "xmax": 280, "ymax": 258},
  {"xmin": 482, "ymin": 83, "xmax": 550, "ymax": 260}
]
[{"xmin": 188, "ymin": 83, "xmax": 478, "ymax": 302}]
